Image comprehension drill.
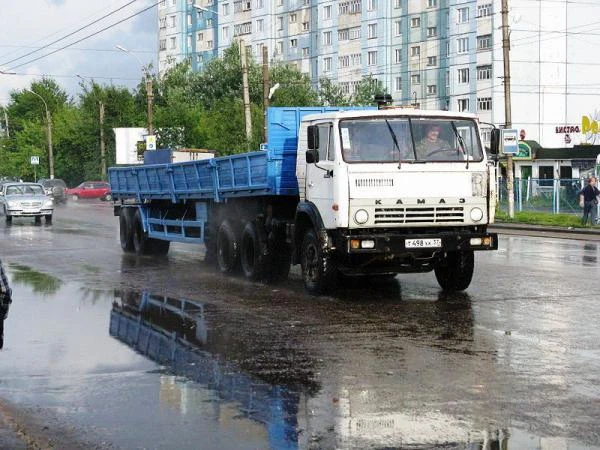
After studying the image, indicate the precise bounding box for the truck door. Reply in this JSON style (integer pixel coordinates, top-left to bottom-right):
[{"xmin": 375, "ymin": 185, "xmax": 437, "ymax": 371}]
[{"xmin": 305, "ymin": 123, "xmax": 336, "ymax": 228}]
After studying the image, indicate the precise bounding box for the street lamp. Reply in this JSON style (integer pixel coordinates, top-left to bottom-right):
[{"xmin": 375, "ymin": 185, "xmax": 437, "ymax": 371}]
[
  {"xmin": 25, "ymin": 88, "xmax": 54, "ymax": 179},
  {"xmin": 77, "ymin": 74, "xmax": 107, "ymax": 180},
  {"xmin": 116, "ymin": 45, "xmax": 154, "ymax": 135}
]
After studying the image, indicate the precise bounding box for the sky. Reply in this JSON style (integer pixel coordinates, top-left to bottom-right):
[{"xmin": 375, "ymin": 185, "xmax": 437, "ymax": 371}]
[{"xmin": 0, "ymin": 0, "xmax": 157, "ymax": 106}]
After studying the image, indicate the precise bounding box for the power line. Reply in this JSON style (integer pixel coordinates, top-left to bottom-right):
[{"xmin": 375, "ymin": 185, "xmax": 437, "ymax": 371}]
[
  {"xmin": 5, "ymin": 1, "xmax": 159, "ymax": 72},
  {"xmin": 0, "ymin": 0, "xmax": 139, "ymax": 68}
]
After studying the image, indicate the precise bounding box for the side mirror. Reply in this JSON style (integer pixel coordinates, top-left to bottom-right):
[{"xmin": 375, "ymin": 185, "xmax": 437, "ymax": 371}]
[
  {"xmin": 489, "ymin": 129, "xmax": 500, "ymax": 155},
  {"xmin": 307, "ymin": 125, "xmax": 319, "ymax": 150},
  {"xmin": 306, "ymin": 149, "xmax": 320, "ymax": 164}
]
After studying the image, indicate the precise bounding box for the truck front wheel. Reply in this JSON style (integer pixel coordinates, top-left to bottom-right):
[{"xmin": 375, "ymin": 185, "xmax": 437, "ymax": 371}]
[
  {"xmin": 300, "ymin": 229, "xmax": 337, "ymax": 295},
  {"xmin": 434, "ymin": 250, "xmax": 474, "ymax": 292},
  {"xmin": 216, "ymin": 220, "xmax": 239, "ymax": 273}
]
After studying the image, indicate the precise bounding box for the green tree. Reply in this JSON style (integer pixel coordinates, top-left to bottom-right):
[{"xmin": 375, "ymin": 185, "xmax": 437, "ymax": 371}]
[
  {"xmin": 268, "ymin": 64, "xmax": 319, "ymax": 107},
  {"xmin": 351, "ymin": 75, "xmax": 387, "ymax": 106},
  {"xmin": 317, "ymin": 78, "xmax": 349, "ymax": 106}
]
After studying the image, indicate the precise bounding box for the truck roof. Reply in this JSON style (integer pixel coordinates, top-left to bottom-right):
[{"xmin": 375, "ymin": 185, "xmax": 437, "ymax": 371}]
[{"xmin": 301, "ymin": 108, "xmax": 479, "ymax": 122}]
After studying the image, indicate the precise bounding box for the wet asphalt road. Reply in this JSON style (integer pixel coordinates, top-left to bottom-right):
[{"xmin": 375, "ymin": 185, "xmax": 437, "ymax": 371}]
[{"xmin": 0, "ymin": 201, "xmax": 599, "ymax": 449}]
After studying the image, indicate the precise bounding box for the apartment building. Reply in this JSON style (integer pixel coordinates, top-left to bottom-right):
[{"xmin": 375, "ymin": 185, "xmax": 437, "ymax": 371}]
[{"xmin": 158, "ymin": 0, "xmax": 600, "ymax": 148}]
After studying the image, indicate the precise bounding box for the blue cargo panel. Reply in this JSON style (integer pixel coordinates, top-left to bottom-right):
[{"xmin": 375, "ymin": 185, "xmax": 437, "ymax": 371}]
[{"xmin": 109, "ymin": 106, "xmax": 376, "ymax": 202}]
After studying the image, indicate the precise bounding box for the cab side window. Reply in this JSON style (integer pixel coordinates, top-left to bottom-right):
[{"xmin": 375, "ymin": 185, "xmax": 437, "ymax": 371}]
[{"xmin": 317, "ymin": 124, "xmax": 334, "ymax": 162}]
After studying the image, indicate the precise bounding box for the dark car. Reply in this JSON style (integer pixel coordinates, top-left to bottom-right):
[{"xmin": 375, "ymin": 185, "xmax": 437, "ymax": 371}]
[
  {"xmin": 38, "ymin": 178, "xmax": 67, "ymax": 204},
  {"xmin": 65, "ymin": 181, "xmax": 112, "ymax": 201}
]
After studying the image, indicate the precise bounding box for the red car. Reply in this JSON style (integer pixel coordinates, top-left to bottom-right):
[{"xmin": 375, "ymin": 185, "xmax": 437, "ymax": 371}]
[{"xmin": 65, "ymin": 181, "xmax": 112, "ymax": 201}]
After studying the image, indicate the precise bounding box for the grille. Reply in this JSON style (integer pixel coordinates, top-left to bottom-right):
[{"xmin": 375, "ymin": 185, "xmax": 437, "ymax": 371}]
[
  {"xmin": 20, "ymin": 201, "xmax": 43, "ymax": 207},
  {"xmin": 374, "ymin": 206, "xmax": 464, "ymax": 224},
  {"xmin": 355, "ymin": 178, "xmax": 394, "ymax": 188}
]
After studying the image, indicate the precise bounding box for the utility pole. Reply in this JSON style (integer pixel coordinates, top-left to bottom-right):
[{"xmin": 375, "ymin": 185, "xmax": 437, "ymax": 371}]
[
  {"xmin": 99, "ymin": 101, "xmax": 106, "ymax": 179},
  {"xmin": 240, "ymin": 40, "xmax": 252, "ymax": 145},
  {"xmin": 26, "ymin": 89, "xmax": 54, "ymax": 179},
  {"xmin": 2, "ymin": 107, "xmax": 8, "ymax": 138},
  {"xmin": 146, "ymin": 77, "xmax": 154, "ymax": 135},
  {"xmin": 501, "ymin": 0, "xmax": 514, "ymax": 218},
  {"xmin": 262, "ymin": 46, "xmax": 270, "ymax": 143}
]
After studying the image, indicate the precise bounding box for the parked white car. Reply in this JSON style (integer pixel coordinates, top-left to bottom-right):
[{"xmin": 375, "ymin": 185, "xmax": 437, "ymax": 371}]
[{"xmin": 0, "ymin": 182, "xmax": 53, "ymax": 224}]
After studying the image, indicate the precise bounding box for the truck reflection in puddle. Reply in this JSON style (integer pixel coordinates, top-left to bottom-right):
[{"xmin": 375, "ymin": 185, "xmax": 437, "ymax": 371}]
[{"xmin": 110, "ymin": 290, "xmax": 512, "ymax": 449}]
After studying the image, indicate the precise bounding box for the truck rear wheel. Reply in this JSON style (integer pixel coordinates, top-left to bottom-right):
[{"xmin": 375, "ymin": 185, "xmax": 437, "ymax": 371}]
[
  {"xmin": 240, "ymin": 222, "xmax": 265, "ymax": 281},
  {"xmin": 300, "ymin": 229, "xmax": 337, "ymax": 295},
  {"xmin": 216, "ymin": 220, "xmax": 239, "ymax": 273},
  {"xmin": 131, "ymin": 210, "xmax": 170, "ymax": 256},
  {"xmin": 434, "ymin": 250, "xmax": 474, "ymax": 292},
  {"xmin": 120, "ymin": 208, "xmax": 135, "ymax": 252}
]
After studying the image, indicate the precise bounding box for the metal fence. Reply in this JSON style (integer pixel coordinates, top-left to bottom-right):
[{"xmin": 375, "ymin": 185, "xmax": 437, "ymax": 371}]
[{"xmin": 497, "ymin": 178, "xmax": 589, "ymax": 215}]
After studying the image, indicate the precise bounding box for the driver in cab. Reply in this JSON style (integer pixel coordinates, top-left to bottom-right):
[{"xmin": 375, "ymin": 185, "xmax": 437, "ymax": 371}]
[{"xmin": 415, "ymin": 124, "xmax": 453, "ymax": 160}]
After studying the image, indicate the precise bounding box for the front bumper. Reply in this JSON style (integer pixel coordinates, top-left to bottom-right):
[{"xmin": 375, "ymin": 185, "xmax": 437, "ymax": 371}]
[{"xmin": 7, "ymin": 208, "xmax": 53, "ymax": 217}]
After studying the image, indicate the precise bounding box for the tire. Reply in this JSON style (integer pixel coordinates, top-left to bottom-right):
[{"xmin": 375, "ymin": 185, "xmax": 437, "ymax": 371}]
[
  {"xmin": 240, "ymin": 222, "xmax": 265, "ymax": 281},
  {"xmin": 104, "ymin": 193, "xmax": 112, "ymax": 201},
  {"xmin": 71, "ymin": 194, "xmax": 79, "ymax": 201},
  {"xmin": 34, "ymin": 216, "xmax": 42, "ymax": 224},
  {"xmin": 216, "ymin": 220, "xmax": 239, "ymax": 273},
  {"xmin": 120, "ymin": 208, "xmax": 135, "ymax": 252},
  {"xmin": 132, "ymin": 210, "xmax": 170, "ymax": 256},
  {"xmin": 5, "ymin": 214, "xmax": 11, "ymax": 224},
  {"xmin": 434, "ymin": 250, "xmax": 474, "ymax": 292},
  {"xmin": 300, "ymin": 229, "xmax": 337, "ymax": 295},
  {"xmin": 45, "ymin": 214, "xmax": 52, "ymax": 224}
]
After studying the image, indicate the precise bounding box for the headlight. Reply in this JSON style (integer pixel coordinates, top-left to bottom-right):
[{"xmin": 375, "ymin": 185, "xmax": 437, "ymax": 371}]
[
  {"xmin": 7, "ymin": 200, "xmax": 19, "ymax": 208},
  {"xmin": 470, "ymin": 207, "xmax": 484, "ymax": 222},
  {"xmin": 471, "ymin": 172, "xmax": 487, "ymax": 197},
  {"xmin": 354, "ymin": 209, "xmax": 369, "ymax": 225},
  {"xmin": 43, "ymin": 199, "xmax": 54, "ymax": 208}
]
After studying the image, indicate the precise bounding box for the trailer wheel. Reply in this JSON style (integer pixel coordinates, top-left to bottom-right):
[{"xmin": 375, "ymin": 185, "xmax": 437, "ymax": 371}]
[
  {"xmin": 132, "ymin": 210, "xmax": 170, "ymax": 256},
  {"xmin": 120, "ymin": 208, "xmax": 135, "ymax": 252},
  {"xmin": 300, "ymin": 229, "xmax": 337, "ymax": 295},
  {"xmin": 216, "ymin": 220, "xmax": 239, "ymax": 273},
  {"xmin": 434, "ymin": 250, "xmax": 474, "ymax": 292},
  {"xmin": 240, "ymin": 222, "xmax": 265, "ymax": 281}
]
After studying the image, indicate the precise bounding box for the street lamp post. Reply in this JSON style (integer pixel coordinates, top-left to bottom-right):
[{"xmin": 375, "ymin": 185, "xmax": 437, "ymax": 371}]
[
  {"xmin": 25, "ymin": 88, "xmax": 54, "ymax": 179},
  {"xmin": 77, "ymin": 75, "xmax": 107, "ymax": 180},
  {"xmin": 116, "ymin": 45, "xmax": 154, "ymax": 135}
]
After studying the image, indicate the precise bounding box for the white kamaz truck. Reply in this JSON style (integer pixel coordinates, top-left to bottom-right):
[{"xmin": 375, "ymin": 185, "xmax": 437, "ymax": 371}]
[{"xmin": 109, "ymin": 106, "xmax": 498, "ymax": 295}]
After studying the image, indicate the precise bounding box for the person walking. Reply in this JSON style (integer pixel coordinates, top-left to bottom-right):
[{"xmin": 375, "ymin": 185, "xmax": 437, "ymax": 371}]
[
  {"xmin": 578, "ymin": 176, "xmax": 600, "ymax": 226},
  {"xmin": 0, "ymin": 259, "xmax": 12, "ymax": 350}
]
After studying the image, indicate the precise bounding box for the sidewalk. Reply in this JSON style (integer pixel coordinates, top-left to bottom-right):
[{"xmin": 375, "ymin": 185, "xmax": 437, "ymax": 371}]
[{"xmin": 491, "ymin": 221, "xmax": 600, "ymax": 240}]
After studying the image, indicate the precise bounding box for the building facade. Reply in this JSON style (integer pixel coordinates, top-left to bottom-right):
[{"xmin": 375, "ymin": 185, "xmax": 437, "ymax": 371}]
[{"xmin": 157, "ymin": 0, "xmax": 600, "ymax": 149}]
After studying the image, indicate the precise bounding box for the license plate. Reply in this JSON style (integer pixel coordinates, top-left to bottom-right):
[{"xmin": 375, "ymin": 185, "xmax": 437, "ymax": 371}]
[{"xmin": 405, "ymin": 238, "xmax": 442, "ymax": 248}]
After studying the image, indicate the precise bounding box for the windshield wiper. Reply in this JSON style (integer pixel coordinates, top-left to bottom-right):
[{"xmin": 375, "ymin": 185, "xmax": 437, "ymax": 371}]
[
  {"xmin": 385, "ymin": 119, "xmax": 402, "ymax": 169},
  {"xmin": 451, "ymin": 121, "xmax": 469, "ymax": 169}
]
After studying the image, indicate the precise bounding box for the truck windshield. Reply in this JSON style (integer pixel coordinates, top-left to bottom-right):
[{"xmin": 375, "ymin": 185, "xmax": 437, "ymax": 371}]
[{"xmin": 339, "ymin": 117, "xmax": 484, "ymax": 163}]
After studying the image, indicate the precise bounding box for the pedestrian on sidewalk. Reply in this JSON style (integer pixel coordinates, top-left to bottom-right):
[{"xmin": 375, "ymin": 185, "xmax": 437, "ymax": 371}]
[
  {"xmin": 0, "ymin": 259, "xmax": 12, "ymax": 350},
  {"xmin": 578, "ymin": 176, "xmax": 600, "ymax": 227}
]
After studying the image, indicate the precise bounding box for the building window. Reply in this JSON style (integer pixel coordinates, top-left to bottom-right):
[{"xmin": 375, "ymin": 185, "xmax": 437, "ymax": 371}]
[
  {"xmin": 368, "ymin": 23, "xmax": 377, "ymax": 39},
  {"xmin": 395, "ymin": 76, "xmax": 402, "ymax": 91},
  {"xmin": 411, "ymin": 17, "xmax": 421, "ymax": 28},
  {"xmin": 427, "ymin": 84, "xmax": 437, "ymax": 95},
  {"xmin": 169, "ymin": 36, "xmax": 176, "ymax": 49},
  {"xmin": 368, "ymin": 51, "xmax": 377, "ymax": 66},
  {"xmin": 277, "ymin": 16, "xmax": 283, "ymax": 30},
  {"xmin": 477, "ymin": 3, "xmax": 492, "ymax": 18},
  {"xmin": 368, "ymin": 0, "xmax": 376, "ymax": 11},
  {"xmin": 197, "ymin": 32, "xmax": 203, "ymax": 41},
  {"xmin": 323, "ymin": 5, "xmax": 331, "ymax": 19},
  {"xmin": 427, "ymin": 26, "xmax": 437, "ymax": 38},
  {"xmin": 222, "ymin": 3, "xmax": 230, "ymax": 15},
  {"xmin": 394, "ymin": 48, "xmax": 402, "ymax": 63},
  {"xmin": 290, "ymin": 13, "xmax": 297, "ymax": 23},
  {"xmin": 323, "ymin": 57, "xmax": 332, "ymax": 72},
  {"xmin": 457, "ymin": 37, "xmax": 468, "ymax": 53},
  {"xmin": 427, "ymin": 56, "xmax": 437, "ymax": 66},
  {"xmin": 477, "ymin": 97, "xmax": 492, "ymax": 111},
  {"xmin": 457, "ymin": 7, "xmax": 469, "ymax": 23},
  {"xmin": 159, "ymin": 17, "xmax": 167, "ymax": 28},
  {"xmin": 187, "ymin": 14, "xmax": 192, "ymax": 26},
  {"xmin": 458, "ymin": 98, "xmax": 469, "ymax": 111},
  {"xmin": 222, "ymin": 27, "xmax": 229, "ymax": 39},
  {"xmin": 410, "ymin": 46, "xmax": 420, "ymax": 57},
  {"xmin": 411, "ymin": 74, "xmax": 420, "ymax": 84},
  {"xmin": 427, "ymin": 0, "xmax": 437, "ymax": 7},
  {"xmin": 477, "ymin": 34, "xmax": 492, "ymax": 50},
  {"xmin": 256, "ymin": 18, "xmax": 264, "ymax": 32},
  {"xmin": 394, "ymin": 20, "xmax": 401, "ymax": 36},
  {"xmin": 458, "ymin": 68, "xmax": 469, "ymax": 83},
  {"xmin": 394, "ymin": 0, "xmax": 401, "ymax": 8},
  {"xmin": 323, "ymin": 31, "xmax": 332, "ymax": 45},
  {"xmin": 302, "ymin": 22, "xmax": 309, "ymax": 31},
  {"xmin": 276, "ymin": 41, "xmax": 283, "ymax": 55},
  {"xmin": 339, "ymin": 55, "xmax": 350, "ymax": 68},
  {"xmin": 233, "ymin": 22, "xmax": 252, "ymax": 36},
  {"xmin": 481, "ymin": 127, "xmax": 491, "ymax": 143},
  {"xmin": 207, "ymin": 18, "xmax": 213, "ymax": 27},
  {"xmin": 290, "ymin": 38, "xmax": 297, "ymax": 48},
  {"xmin": 256, "ymin": 0, "xmax": 263, "ymax": 7},
  {"xmin": 477, "ymin": 65, "xmax": 492, "ymax": 80},
  {"xmin": 339, "ymin": 0, "xmax": 362, "ymax": 15},
  {"xmin": 159, "ymin": 39, "xmax": 166, "ymax": 50},
  {"xmin": 169, "ymin": 15, "xmax": 176, "ymax": 28},
  {"xmin": 207, "ymin": 40, "xmax": 213, "ymax": 49},
  {"xmin": 302, "ymin": 47, "xmax": 310, "ymax": 57}
]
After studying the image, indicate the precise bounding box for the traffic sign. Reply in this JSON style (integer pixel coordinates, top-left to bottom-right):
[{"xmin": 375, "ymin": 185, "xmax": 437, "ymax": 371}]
[
  {"xmin": 500, "ymin": 129, "xmax": 518, "ymax": 154},
  {"xmin": 145, "ymin": 135, "xmax": 156, "ymax": 150},
  {"xmin": 30, "ymin": 156, "xmax": 40, "ymax": 165}
]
